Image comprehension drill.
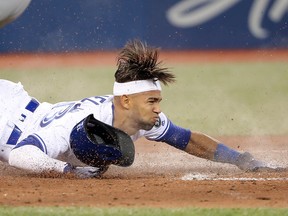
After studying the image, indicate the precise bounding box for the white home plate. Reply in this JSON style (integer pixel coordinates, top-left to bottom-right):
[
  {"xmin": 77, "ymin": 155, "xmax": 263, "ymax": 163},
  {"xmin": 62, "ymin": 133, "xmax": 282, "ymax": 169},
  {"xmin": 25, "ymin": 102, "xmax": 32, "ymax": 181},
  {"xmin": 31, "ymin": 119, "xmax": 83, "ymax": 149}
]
[{"xmin": 181, "ymin": 173, "xmax": 288, "ymax": 181}]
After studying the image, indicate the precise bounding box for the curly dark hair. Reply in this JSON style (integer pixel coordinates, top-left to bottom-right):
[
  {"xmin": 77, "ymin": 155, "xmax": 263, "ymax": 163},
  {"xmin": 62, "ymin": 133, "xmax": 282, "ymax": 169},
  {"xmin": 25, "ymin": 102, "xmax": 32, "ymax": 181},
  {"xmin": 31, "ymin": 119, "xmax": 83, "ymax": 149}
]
[{"xmin": 114, "ymin": 39, "xmax": 176, "ymax": 85}]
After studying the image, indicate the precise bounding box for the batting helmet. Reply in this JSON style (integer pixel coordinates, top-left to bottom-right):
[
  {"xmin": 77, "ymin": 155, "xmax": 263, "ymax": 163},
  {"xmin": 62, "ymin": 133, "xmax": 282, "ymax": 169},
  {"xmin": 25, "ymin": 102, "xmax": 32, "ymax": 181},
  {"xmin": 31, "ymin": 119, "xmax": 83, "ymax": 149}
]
[{"xmin": 70, "ymin": 114, "xmax": 135, "ymax": 167}]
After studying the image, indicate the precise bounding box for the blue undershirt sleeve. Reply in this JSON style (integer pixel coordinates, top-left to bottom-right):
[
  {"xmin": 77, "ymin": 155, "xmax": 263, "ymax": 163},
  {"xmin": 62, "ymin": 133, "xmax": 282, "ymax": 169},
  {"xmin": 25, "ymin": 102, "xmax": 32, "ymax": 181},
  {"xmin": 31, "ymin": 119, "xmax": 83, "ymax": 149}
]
[{"xmin": 155, "ymin": 121, "xmax": 191, "ymax": 150}]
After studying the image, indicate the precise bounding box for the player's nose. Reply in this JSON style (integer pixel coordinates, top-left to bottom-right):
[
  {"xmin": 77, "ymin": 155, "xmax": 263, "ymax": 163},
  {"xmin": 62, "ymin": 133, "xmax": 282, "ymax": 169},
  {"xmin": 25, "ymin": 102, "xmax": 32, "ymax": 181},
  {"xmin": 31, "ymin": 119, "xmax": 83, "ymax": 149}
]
[{"xmin": 153, "ymin": 103, "xmax": 161, "ymax": 114}]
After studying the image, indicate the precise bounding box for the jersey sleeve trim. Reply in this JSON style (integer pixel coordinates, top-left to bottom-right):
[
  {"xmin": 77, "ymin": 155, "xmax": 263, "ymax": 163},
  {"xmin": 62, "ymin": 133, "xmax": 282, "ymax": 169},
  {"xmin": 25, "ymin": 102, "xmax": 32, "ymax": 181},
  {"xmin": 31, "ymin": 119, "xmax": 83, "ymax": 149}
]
[{"xmin": 14, "ymin": 134, "xmax": 48, "ymax": 154}]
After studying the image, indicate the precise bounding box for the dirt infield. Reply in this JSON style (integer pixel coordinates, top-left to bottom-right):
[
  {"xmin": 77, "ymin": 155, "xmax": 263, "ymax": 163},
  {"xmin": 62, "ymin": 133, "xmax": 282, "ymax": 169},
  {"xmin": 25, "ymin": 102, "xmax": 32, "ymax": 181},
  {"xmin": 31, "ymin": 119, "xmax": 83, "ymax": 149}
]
[
  {"xmin": 0, "ymin": 136, "xmax": 288, "ymax": 208},
  {"xmin": 0, "ymin": 51, "xmax": 288, "ymax": 208}
]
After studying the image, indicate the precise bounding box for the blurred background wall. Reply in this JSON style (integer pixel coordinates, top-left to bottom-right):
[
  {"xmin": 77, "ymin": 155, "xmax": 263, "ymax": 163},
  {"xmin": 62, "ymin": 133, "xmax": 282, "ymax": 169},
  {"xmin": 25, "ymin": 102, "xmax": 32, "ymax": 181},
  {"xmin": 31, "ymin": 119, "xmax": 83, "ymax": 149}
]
[{"xmin": 0, "ymin": 0, "xmax": 287, "ymax": 53}]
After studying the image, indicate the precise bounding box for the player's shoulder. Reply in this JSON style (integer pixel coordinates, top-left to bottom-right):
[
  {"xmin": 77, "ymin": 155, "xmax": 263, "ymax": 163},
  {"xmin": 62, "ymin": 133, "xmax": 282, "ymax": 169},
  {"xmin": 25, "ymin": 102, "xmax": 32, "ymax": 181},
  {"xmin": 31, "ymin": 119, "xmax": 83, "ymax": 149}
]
[
  {"xmin": 79, "ymin": 95, "xmax": 113, "ymax": 105},
  {"xmin": 51, "ymin": 95, "xmax": 113, "ymax": 108}
]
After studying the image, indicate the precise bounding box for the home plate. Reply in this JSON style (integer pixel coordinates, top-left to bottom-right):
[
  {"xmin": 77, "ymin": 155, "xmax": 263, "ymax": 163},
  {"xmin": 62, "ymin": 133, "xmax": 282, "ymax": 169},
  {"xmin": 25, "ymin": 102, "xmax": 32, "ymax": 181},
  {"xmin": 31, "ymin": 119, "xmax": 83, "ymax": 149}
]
[{"xmin": 181, "ymin": 173, "xmax": 288, "ymax": 181}]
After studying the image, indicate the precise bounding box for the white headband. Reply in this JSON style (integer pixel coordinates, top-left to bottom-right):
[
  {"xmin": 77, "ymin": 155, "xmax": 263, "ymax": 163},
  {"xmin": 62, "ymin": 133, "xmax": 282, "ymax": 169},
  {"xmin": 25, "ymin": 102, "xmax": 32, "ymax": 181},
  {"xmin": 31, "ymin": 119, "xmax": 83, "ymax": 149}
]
[{"xmin": 113, "ymin": 79, "xmax": 162, "ymax": 96}]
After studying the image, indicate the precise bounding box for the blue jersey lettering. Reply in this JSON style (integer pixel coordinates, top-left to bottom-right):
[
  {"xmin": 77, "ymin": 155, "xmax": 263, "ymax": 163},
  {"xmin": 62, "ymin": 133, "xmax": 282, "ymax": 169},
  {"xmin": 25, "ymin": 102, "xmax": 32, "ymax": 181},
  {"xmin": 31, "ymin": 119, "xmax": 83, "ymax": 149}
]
[{"xmin": 40, "ymin": 96, "xmax": 109, "ymax": 127}]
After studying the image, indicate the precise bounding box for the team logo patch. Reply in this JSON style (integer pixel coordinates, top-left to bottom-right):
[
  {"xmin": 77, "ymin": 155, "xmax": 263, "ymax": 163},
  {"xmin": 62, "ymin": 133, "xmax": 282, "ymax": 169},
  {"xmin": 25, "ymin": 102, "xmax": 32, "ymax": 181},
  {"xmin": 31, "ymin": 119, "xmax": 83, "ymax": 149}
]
[{"xmin": 154, "ymin": 117, "xmax": 162, "ymax": 128}]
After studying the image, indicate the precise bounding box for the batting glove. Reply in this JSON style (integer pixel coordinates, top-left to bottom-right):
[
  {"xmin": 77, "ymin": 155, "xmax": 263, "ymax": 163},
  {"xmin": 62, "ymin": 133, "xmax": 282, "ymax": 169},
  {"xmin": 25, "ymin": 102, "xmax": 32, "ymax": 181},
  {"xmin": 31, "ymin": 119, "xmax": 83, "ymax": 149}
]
[
  {"xmin": 236, "ymin": 152, "xmax": 267, "ymax": 172},
  {"xmin": 237, "ymin": 152, "xmax": 288, "ymax": 172},
  {"xmin": 63, "ymin": 163, "xmax": 108, "ymax": 178}
]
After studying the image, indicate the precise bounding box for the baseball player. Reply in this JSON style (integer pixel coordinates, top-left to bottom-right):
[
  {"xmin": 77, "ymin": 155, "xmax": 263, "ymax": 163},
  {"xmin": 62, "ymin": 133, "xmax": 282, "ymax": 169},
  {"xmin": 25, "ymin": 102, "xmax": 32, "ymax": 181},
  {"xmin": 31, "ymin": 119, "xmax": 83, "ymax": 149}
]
[
  {"xmin": 0, "ymin": 0, "xmax": 31, "ymax": 28},
  {"xmin": 0, "ymin": 40, "xmax": 280, "ymax": 178}
]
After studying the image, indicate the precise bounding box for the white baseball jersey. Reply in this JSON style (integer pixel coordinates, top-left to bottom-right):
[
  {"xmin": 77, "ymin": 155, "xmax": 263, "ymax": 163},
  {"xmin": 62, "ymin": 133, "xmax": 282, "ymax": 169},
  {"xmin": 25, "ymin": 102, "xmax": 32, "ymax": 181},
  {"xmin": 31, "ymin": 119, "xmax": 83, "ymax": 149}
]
[{"xmin": 0, "ymin": 79, "xmax": 191, "ymax": 167}]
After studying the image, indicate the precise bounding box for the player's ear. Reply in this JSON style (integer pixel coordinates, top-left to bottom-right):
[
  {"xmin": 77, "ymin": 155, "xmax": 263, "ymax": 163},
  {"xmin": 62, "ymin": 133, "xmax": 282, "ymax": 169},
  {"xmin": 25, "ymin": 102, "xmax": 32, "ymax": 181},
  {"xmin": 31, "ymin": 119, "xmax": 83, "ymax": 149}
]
[{"xmin": 120, "ymin": 95, "xmax": 130, "ymax": 109}]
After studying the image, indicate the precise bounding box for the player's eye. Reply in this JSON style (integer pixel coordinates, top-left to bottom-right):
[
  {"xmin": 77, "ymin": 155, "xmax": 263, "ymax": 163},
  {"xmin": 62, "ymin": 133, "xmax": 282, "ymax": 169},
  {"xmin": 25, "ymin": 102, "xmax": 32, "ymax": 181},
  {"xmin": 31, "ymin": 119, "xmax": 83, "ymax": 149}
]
[
  {"xmin": 147, "ymin": 97, "xmax": 162, "ymax": 104},
  {"xmin": 148, "ymin": 100, "xmax": 155, "ymax": 104}
]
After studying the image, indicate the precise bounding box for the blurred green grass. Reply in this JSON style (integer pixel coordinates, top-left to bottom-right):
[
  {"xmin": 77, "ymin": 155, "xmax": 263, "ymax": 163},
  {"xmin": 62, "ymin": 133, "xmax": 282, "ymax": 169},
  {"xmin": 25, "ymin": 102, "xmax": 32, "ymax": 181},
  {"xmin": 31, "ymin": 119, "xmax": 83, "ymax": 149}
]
[
  {"xmin": 1, "ymin": 61, "xmax": 287, "ymax": 136},
  {"xmin": 1, "ymin": 206, "xmax": 288, "ymax": 216}
]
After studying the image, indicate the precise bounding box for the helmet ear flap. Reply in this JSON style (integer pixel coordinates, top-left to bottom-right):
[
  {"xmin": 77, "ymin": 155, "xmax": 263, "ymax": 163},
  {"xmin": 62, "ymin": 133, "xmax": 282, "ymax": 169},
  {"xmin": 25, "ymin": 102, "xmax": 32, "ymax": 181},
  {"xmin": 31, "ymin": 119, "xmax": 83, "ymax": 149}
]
[{"xmin": 70, "ymin": 114, "xmax": 135, "ymax": 167}]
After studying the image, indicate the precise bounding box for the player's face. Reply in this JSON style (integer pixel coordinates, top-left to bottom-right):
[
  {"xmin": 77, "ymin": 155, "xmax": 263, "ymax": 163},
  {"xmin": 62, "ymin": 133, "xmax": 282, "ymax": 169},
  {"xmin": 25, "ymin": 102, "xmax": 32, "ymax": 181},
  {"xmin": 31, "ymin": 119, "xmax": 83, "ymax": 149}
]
[{"xmin": 128, "ymin": 90, "xmax": 162, "ymax": 130}]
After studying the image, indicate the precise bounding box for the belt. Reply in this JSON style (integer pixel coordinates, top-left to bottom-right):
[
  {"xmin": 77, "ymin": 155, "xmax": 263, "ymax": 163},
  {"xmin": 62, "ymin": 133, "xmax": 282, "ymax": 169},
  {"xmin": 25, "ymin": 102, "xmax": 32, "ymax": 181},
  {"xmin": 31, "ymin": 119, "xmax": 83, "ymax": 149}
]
[{"xmin": 6, "ymin": 98, "xmax": 40, "ymax": 145}]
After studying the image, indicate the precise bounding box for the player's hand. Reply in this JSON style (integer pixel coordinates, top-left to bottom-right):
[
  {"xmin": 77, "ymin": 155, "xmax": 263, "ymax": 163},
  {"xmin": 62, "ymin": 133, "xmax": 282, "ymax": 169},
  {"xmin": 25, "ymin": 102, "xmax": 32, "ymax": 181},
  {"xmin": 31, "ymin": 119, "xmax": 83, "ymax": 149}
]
[
  {"xmin": 236, "ymin": 152, "xmax": 267, "ymax": 172},
  {"xmin": 63, "ymin": 163, "xmax": 109, "ymax": 178},
  {"xmin": 236, "ymin": 152, "xmax": 288, "ymax": 172}
]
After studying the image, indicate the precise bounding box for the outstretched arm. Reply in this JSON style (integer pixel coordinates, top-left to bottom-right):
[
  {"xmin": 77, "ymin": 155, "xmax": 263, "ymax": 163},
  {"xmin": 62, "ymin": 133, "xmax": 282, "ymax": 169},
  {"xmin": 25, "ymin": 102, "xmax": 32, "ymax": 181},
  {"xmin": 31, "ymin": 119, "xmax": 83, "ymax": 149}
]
[
  {"xmin": 184, "ymin": 131, "xmax": 266, "ymax": 171},
  {"xmin": 9, "ymin": 145, "xmax": 107, "ymax": 178},
  {"xmin": 157, "ymin": 121, "xmax": 266, "ymax": 171},
  {"xmin": 184, "ymin": 131, "xmax": 218, "ymax": 160}
]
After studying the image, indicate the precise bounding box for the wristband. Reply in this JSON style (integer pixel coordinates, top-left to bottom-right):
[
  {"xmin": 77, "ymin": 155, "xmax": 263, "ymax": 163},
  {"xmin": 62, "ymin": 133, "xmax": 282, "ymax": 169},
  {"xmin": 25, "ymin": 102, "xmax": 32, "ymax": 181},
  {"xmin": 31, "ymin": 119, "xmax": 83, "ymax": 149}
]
[{"xmin": 214, "ymin": 144, "xmax": 241, "ymax": 164}]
